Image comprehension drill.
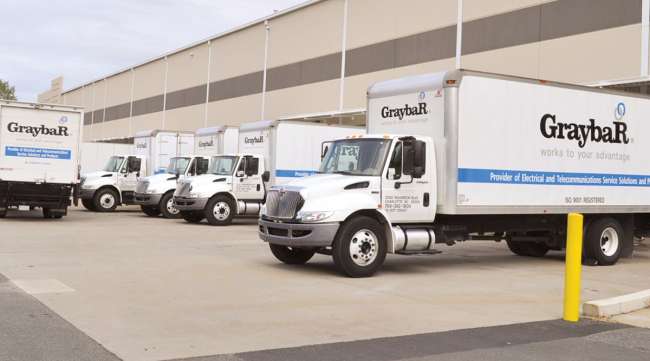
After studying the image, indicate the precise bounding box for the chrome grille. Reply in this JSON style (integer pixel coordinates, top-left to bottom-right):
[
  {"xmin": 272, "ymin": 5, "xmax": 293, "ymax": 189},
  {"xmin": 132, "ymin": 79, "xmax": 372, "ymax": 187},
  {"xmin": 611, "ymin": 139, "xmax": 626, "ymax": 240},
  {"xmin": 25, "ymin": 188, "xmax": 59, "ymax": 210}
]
[
  {"xmin": 176, "ymin": 181, "xmax": 192, "ymax": 196},
  {"xmin": 135, "ymin": 180, "xmax": 149, "ymax": 193},
  {"xmin": 265, "ymin": 189, "xmax": 303, "ymax": 219}
]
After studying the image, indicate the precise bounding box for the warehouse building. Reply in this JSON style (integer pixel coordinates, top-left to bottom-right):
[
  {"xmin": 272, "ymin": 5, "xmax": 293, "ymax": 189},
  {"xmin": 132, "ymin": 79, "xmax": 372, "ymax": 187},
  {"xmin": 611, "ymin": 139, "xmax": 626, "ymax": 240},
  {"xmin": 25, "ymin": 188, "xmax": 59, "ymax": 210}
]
[{"xmin": 40, "ymin": 0, "xmax": 649, "ymax": 142}]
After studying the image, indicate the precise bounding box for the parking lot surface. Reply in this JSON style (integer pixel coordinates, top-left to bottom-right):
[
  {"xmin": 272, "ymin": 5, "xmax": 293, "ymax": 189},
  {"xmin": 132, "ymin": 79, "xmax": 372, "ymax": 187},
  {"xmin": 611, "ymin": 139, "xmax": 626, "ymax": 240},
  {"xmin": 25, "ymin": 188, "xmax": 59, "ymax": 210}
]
[{"xmin": 1, "ymin": 207, "xmax": 649, "ymax": 361}]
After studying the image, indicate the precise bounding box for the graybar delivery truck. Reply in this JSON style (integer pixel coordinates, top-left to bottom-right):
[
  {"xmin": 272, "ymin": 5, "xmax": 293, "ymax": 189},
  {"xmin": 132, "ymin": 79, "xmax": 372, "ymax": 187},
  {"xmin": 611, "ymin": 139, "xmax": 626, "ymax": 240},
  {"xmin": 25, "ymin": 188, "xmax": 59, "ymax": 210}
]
[
  {"xmin": 0, "ymin": 100, "xmax": 83, "ymax": 219},
  {"xmin": 259, "ymin": 70, "xmax": 650, "ymax": 277}
]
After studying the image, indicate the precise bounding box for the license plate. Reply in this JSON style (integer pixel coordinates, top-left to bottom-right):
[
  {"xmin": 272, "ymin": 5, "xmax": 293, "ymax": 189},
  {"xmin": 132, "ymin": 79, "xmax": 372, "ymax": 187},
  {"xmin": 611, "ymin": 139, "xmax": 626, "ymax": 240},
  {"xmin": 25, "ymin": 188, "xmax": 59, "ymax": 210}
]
[{"xmin": 18, "ymin": 205, "xmax": 30, "ymax": 211}]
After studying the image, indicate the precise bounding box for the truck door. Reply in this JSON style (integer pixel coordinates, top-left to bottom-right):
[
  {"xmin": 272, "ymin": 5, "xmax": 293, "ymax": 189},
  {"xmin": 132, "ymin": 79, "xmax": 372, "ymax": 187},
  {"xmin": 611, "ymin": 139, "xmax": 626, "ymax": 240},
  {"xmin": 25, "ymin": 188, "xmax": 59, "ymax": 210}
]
[
  {"xmin": 381, "ymin": 139, "xmax": 435, "ymax": 223},
  {"xmin": 118, "ymin": 156, "xmax": 142, "ymax": 192},
  {"xmin": 234, "ymin": 156, "xmax": 264, "ymax": 201}
]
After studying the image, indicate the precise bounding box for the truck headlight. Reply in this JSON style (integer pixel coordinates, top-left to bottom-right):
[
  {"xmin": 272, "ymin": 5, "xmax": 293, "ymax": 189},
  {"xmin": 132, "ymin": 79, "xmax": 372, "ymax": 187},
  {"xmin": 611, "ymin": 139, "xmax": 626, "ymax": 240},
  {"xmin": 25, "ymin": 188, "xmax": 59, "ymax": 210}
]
[
  {"xmin": 81, "ymin": 183, "xmax": 93, "ymax": 189},
  {"xmin": 297, "ymin": 211, "xmax": 333, "ymax": 223}
]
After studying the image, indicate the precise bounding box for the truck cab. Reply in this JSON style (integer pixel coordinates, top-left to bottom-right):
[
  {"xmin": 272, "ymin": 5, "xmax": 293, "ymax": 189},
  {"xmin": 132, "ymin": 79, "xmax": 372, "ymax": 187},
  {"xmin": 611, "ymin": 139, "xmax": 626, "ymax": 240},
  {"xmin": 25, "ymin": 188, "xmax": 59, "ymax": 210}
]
[
  {"xmin": 173, "ymin": 154, "xmax": 270, "ymax": 225},
  {"xmin": 259, "ymin": 134, "xmax": 432, "ymax": 277},
  {"xmin": 80, "ymin": 154, "xmax": 145, "ymax": 212},
  {"xmin": 134, "ymin": 155, "xmax": 209, "ymax": 218}
]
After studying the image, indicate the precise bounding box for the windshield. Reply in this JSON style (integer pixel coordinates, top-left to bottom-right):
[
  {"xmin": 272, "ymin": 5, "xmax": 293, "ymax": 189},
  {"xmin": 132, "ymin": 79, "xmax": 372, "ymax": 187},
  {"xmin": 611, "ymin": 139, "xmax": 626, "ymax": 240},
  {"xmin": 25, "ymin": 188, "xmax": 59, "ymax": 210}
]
[
  {"xmin": 209, "ymin": 156, "xmax": 238, "ymax": 175},
  {"xmin": 103, "ymin": 156, "xmax": 124, "ymax": 172},
  {"xmin": 166, "ymin": 157, "xmax": 191, "ymax": 174},
  {"xmin": 319, "ymin": 138, "xmax": 392, "ymax": 176}
]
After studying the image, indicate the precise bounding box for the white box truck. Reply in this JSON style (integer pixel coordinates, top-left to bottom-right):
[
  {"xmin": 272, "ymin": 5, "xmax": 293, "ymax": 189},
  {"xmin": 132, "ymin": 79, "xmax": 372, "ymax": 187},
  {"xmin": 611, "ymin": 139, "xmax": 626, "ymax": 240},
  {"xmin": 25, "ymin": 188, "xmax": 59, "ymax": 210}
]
[
  {"xmin": 133, "ymin": 126, "xmax": 238, "ymax": 218},
  {"xmin": 0, "ymin": 100, "xmax": 83, "ymax": 219},
  {"xmin": 173, "ymin": 120, "xmax": 363, "ymax": 225},
  {"xmin": 80, "ymin": 129, "xmax": 194, "ymax": 212},
  {"xmin": 259, "ymin": 70, "xmax": 650, "ymax": 277}
]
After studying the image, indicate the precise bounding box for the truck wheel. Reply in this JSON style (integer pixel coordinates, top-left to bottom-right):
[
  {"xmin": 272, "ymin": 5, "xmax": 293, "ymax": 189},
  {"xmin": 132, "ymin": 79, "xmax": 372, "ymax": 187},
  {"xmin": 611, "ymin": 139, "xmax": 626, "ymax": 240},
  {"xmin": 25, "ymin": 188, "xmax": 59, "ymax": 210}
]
[
  {"xmin": 585, "ymin": 217, "xmax": 623, "ymax": 266},
  {"xmin": 506, "ymin": 240, "xmax": 549, "ymax": 257},
  {"xmin": 159, "ymin": 192, "xmax": 181, "ymax": 219},
  {"xmin": 81, "ymin": 199, "xmax": 96, "ymax": 211},
  {"xmin": 205, "ymin": 195, "xmax": 235, "ymax": 226},
  {"xmin": 181, "ymin": 211, "xmax": 204, "ymax": 224},
  {"xmin": 93, "ymin": 188, "xmax": 118, "ymax": 212},
  {"xmin": 42, "ymin": 208, "xmax": 63, "ymax": 219},
  {"xmin": 269, "ymin": 244, "xmax": 316, "ymax": 265},
  {"xmin": 141, "ymin": 206, "xmax": 161, "ymax": 217},
  {"xmin": 332, "ymin": 216, "xmax": 387, "ymax": 278}
]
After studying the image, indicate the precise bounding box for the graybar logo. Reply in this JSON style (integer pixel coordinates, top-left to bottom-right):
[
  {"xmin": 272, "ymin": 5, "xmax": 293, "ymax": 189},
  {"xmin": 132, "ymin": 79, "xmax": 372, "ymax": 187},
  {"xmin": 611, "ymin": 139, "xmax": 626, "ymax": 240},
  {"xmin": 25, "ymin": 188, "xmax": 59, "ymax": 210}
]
[
  {"xmin": 380, "ymin": 103, "xmax": 428, "ymax": 120},
  {"xmin": 7, "ymin": 122, "xmax": 69, "ymax": 137},
  {"xmin": 245, "ymin": 136, "xmax": 264, "ymax": 144},
  {"xmin": 540, "ymin": 114, "xmax": 630, "ymax": 148},
  {"xmin": 198, "ymin": 140, "xmax": 214, "ymax": 148}
]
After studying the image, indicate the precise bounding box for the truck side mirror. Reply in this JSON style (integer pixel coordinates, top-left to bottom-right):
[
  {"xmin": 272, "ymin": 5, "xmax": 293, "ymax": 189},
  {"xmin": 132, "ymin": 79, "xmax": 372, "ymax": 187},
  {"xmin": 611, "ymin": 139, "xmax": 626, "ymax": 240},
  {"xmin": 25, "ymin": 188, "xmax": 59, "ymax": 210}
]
[
  {"xmin": 245, "ymin": 157, "xmax": 259, "ymax": 176},
  {"xmin": 127, "ymin": 157, "xmax": 141, "ymax": 173},
  {"xmin": 236, "ymin": 170, "xmax": 245, "ymax": 178},
  {"xmin": 401, "ymin": 138, "xmax": 426, "ymax": 179},
  {"xmin": 412, "ymin": 141, "xmax": 426, "ymax": 179},
  {"xmin": 321, "ymin": 142, "xmax": 331, "ymax": 160},
  {"xmin": 262, "ymin": 171, "xmax": 270, "ymax": 182},
  {"xmin": 387, "ymin": 168, "xmax": 397, "ymax": 180},
  {"xmin": 197, "ymin": 158, "xmax": 209, "ymax": 175}
]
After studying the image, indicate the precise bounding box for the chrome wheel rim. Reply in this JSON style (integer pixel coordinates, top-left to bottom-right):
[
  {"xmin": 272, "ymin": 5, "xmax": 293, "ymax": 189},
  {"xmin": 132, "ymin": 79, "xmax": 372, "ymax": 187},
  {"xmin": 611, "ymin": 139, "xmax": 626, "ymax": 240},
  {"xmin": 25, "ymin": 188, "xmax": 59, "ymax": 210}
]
[
  {"xmin": 166, "ymin": 198, "xmax": 179, "ymax": 215},
  {"xmin": 100, "ymin": 193, "xmax": 115, "ymax": 209},
  {"xmin": 213, "ymin": 201, "xmax": 230, "ymax": 221},
  {"xmin": 600, "ymin": 227, "xmax": 619, "ymax": 257},
  {"xmin": 349, "ymin": 229, "xmax": 378, "ymax": 266}
]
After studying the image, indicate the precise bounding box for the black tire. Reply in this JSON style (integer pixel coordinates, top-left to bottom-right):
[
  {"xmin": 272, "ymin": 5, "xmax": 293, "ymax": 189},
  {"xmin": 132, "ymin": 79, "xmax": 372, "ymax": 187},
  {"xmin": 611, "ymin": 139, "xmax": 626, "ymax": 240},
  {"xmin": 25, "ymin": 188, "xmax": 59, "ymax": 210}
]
[
  {"xmin": 584, "ymin": 217, "xmax": 623, "ymax": 266},
  {"xmin": 141, "ymin": 206, "xmax": 161, "ymax": 217},
  {"xmin": 42, "ymin": 208, "xmax": 64, "ymax": 219},
  {"xmin": 332, "ymin": 216, "xmax": 387, "ymax": 278},
  {"xmin": 205, "ymin": 195, "xmax": 235, "ymax": 226},
  {"xmin": 0, "ymin": 209, "xmax": 6, "ymax": 218},
  {"xmin": 269, "ymin": 244, "xmax": 316, "ymax": 265},
  {"xmin": 93, "ymin": 188, "xmax": 118, "ymax": 212},
  {"xmin": 506, "ymin": 240, "xmax": 549, "ymax": 257},
  {"xmin": 181, "ymin": 211, "xmax": 204, "ymax": 224},
  {"xmin": 159, "ymin": 192, "xmax": 181, "ymax": 219},
  {"xmin": 81, "ymin": 199, "xmax": 96, "ymax": 211}
]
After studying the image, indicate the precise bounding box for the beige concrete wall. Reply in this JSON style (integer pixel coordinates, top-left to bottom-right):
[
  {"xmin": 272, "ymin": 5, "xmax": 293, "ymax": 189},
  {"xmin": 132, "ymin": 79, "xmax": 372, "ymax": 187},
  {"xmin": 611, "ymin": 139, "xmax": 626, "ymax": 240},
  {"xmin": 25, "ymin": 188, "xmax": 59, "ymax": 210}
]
[
  {"xmin": 167, "ymin": 43, "xmax": 210, "ymax": 92},
  {"xmin": 91, "ymin": 81, "xmax": 107, "ymax": 116},
  {"xmin": 62, "ymin": 88, "xmax": 83, "ymax": 107},
  {"xmin": 268, "ymin": 0, "xmax": 343, "ymax": 67},
  {"xmin": 343, "ymin": 57, "xmax": 456, "ymax": 109},
  {"xmin": 265, "ymin": 78, "xmax": 340, "ymax": 119},
  {"xmin": 164, "ymin": 104, "xmax": 205, "ymax": 132},
  {"xmin": 207, "ymin": 93, "xmax": 262, "ymax": 126},
  {"xmin": 347, "ymin": 0, "xmax": 457, "ymax": 49},
  {"xmin": 131, "ymin": 112, "xmax": 164, "ymax": 134},
  {"xmin": 463, "ymin": 0, "xmax": 553, "ymax": 21},
  {"xmin": 462, "ymin": 42, "xmax": 541, "ymax": 79},
  {"xmin": 133, "ymin": 59, "xmax": 166, "ymax": 100},
  {"xmin": 105, "ymin": 70, "xmax": 132, "ymax": 107},
  {"xmin": 210, "ymin": 23, "xmax": 266, "ymax": 81},
  {"xmin": 98, "ymin": 118, "xmax": 130, "ymax": 140},
  {"xmin": 539, "ymin": 24, "xmax": 641, "ymax": 83}
]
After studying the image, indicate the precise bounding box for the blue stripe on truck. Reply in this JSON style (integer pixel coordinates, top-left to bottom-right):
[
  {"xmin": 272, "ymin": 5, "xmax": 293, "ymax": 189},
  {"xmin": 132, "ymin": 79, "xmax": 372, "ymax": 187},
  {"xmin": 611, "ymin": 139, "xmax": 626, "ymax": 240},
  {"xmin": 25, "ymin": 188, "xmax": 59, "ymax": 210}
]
[
  {"xmin": 458, "ymin": 168, "xmax": 650, "ymax": 187},
  {"xmin": 5, "ymin": 146, "xmax": 71, "ymax": 160},
  {"xmin": 275, "ymin": 169, "xmax": 318, "ymax": 178}
]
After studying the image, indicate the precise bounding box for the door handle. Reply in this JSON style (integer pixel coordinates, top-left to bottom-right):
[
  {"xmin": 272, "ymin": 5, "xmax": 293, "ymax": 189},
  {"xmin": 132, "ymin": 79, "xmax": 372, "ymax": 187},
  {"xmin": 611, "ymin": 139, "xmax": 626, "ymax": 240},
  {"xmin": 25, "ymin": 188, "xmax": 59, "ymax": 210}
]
[
  {"xmin": 256, "ymin": 184, "xmax": 260, "ymax": 191},
  {"xmin": 423, "ymin": 193, "xmax": 430, "ymax": 207}
]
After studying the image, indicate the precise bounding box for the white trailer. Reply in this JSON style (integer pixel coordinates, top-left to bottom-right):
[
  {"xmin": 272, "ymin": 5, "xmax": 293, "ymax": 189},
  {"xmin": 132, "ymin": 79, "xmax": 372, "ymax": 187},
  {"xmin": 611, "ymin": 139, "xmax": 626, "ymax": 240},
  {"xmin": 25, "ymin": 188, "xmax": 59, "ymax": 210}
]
[
  {"xmin": 174, "ymin": 120, "xmax": 363, "ymax": 225},
  {"xmin": 195, "ymin": 125, "xmax": 239, "ymax": 155},
  {"xmin": 80, "ymin": 142, "xmax": 133, "ymax": 174},
  {"xmin": 259, "ymin": 70, "xmax": 650, "ymax": 277},
  {"xmin": 133, "ymin": 126, "xmax": 236, "ymax": 218},
  {"xmin": 0, "ymin": 100, "xmax": 83, "ymax": 219},
  {"xmin": 80, "ymin": 129, "xmax": 194, "ymax": 212}
]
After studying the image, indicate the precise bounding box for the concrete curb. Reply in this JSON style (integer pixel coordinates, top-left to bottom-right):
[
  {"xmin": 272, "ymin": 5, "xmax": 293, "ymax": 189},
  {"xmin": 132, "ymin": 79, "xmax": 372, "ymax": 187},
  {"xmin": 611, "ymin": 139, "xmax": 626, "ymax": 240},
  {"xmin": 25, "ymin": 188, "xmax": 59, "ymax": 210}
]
[{"xmin": 583, "ymin": 289, "xmax": 650, "ymax": 318}]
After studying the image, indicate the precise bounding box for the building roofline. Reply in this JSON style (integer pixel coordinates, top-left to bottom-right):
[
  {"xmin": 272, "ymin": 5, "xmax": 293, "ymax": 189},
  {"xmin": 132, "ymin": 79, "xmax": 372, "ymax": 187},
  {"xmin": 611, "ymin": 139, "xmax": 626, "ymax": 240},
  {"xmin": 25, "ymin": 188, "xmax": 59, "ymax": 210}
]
[{"xmin": 62, "ymin": 0, "xmax": 321, "ymax": 95}]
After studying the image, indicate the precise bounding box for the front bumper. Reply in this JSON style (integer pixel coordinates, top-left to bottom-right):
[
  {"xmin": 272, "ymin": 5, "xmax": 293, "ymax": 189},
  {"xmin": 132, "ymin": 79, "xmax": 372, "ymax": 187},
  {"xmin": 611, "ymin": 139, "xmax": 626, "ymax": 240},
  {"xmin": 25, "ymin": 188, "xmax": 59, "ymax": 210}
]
[
  {"xmin": 258, "ymin": 218, "xmax": 339, "ymax": 247},
  {"xmin": 173, "ymin": 196, "xmax": 209, "ymax": 211},
  {"xmin": 133, "ymin": 193, "xmax": 162, "ymax": 206}
]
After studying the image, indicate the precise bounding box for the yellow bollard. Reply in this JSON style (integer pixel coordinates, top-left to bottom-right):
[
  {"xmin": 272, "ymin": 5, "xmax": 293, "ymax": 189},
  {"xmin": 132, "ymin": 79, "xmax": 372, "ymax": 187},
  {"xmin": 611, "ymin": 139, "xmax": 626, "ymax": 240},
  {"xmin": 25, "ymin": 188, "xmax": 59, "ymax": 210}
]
[{"xmin": 563, "ymin": 213, "xmax": 584, "ymax": 322}]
